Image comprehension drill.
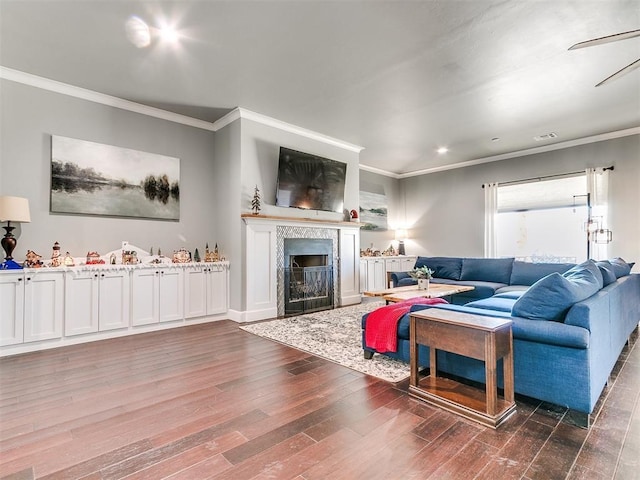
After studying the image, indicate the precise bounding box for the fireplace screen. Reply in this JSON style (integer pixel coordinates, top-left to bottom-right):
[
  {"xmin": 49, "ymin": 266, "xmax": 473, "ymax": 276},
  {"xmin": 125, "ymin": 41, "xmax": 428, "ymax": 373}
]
[{"xmin": 283, "ymin": 258, "xmax": 334, "ymax": 315}]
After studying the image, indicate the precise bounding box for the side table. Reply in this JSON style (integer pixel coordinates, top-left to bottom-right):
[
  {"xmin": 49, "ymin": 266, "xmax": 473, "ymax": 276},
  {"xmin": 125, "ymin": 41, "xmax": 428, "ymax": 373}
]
[{"xmin": 409, "ymin": 308, "xmax": 516, "ymax": 428}]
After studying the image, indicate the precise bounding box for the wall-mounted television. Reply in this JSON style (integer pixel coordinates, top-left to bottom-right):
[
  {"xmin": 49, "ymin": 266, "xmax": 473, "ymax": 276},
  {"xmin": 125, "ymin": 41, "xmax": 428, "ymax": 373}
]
[{"xmin": 275, "ymin": 147, "xmax": 347, "ymax": 213}]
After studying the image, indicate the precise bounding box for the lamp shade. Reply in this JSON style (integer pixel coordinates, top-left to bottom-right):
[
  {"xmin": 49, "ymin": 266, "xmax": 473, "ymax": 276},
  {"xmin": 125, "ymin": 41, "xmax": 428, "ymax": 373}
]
[
  {"xmin": 0, "ymin": 196, "xmax": 31, "ymax": 223},
  {"xmin": 395, "ymin": 229, "xmax": 408, "ymax": 240}
]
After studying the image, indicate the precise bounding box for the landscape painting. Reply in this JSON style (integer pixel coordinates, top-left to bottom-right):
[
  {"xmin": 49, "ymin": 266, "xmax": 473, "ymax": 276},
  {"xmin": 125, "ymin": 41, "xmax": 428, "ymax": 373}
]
[
  {"xmin": 51, "ymin": 136, "xmax": 180, "ymax": 220},
  {"xmin": 359, "ymin": 190, "xmax": 388, "ymax": 231}
]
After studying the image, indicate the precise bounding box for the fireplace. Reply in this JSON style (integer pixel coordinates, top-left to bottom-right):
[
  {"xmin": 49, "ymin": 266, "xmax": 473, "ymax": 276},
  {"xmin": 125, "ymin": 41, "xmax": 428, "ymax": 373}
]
[{"xmin": 282, "ymin": 238, "xmax": 334, "ymax": 316}]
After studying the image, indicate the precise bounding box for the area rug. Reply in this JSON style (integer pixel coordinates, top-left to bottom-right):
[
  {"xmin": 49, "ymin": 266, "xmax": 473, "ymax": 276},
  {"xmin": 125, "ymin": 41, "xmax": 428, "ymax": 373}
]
[{"xmin": 239, "ymin": 301, "xmax": 411, "ymax": 383}]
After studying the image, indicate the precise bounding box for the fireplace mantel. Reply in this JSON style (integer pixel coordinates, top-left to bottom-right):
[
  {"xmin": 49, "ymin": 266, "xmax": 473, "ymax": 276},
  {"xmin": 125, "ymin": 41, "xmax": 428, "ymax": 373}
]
[{"xmin": 241, "ymin": 213, "xmax": 359, "ymax": 229}]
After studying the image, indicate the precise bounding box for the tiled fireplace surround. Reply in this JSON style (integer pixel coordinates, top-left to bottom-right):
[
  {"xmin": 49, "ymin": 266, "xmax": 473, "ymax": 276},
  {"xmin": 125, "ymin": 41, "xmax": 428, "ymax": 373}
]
[{"xmin": 276, "ymin": 225, "xmax": 339, "ymax": 317}]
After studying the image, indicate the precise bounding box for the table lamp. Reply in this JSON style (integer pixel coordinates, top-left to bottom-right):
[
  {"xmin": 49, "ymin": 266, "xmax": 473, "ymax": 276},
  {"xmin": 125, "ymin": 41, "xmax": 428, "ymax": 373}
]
[
  {"xmin": 0, "ymin": 196, "xmax": 31, "ymax": 270},
  {"xmin": 395, "ymin": 229, "xmax": 408, "ymax": 255}
]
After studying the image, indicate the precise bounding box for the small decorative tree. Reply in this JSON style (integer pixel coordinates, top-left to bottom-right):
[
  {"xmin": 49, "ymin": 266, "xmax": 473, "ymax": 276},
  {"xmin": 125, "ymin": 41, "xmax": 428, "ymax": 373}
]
[{"xmin": 251, "ymin": 185, "xmax": 261, "ymax": 215}]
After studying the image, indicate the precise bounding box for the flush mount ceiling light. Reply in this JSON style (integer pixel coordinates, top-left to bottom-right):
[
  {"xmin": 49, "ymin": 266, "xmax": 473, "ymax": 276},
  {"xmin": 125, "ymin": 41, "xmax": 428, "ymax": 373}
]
[
  {"xmin": 158, "ymin": 22, "xmax": 180, "ymax": 44},
  {"xmin": 436, "ymin": 147, "xmax": 449, "ymax": 154}
]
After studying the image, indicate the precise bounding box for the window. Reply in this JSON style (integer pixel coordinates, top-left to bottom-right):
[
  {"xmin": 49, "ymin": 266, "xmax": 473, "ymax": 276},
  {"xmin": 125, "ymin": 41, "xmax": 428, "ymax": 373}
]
[{"xmin": 496, "ymin": 175, "xmax": 588, "ymax": 263}]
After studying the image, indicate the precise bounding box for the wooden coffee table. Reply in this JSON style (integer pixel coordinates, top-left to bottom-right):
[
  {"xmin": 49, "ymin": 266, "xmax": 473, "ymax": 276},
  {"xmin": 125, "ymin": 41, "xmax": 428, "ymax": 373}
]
[
  {"xmin": 363, "ymin": 284, "xmax": 475, "ymax": 303},
  {"xmin": 409, "ymin": 308, "xmax": 516, "ymax": 428}
]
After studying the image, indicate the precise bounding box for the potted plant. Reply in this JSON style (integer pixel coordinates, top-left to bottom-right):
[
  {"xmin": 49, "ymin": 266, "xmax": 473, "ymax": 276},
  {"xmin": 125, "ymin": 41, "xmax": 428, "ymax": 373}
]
[{"xmin": 408, "ymin": 266, "xmax": 434, "ymax": 290}]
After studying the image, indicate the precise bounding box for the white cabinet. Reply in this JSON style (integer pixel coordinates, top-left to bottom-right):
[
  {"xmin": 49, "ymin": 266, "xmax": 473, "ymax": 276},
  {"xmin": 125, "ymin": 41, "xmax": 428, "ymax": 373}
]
[
  {"xmin": 184, "ymin": 264, "xmax": 228, "ymax": 319},
  {"xmin": 360, "ymin": 256, "xmax": 417, "ymax": 291},
  {"xmin": 0, "ymin": 272, "xmax": 25, "ymax": 346},
  {"xmin": 131, "ymin": 267, "xmax": 184, "ymax": 326},
  {"xmin": 0, "ymin": 271, "xmax": 64, "ymax": 345},
  {"xmin": 65, "ymin": 269, "xmax": 130, "ymax": 336}
]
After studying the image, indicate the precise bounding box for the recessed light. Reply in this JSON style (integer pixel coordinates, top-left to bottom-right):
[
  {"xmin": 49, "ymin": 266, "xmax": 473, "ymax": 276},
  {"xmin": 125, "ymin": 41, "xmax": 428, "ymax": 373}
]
[
  {"xmin": 436, "ymin": 147, "xmax": 449, "ymax": 154},
  {"xmin": 159, "ymin": 24, "xmax": 180, "ymax": 43},
  {"xmin": 491, "ymin": 137, "xmax": 501, "ymax": 142}
]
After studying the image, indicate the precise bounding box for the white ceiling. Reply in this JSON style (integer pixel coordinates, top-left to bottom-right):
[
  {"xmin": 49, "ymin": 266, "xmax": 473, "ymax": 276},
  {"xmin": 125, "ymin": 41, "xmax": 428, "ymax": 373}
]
[{"xmin": 1, "ymin": 1, "xmax": 639, "ymax": 177}]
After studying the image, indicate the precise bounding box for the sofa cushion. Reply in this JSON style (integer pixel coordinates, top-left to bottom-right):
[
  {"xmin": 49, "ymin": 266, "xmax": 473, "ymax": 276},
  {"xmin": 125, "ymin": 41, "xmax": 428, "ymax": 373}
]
[
  {"xmin": 465, "ymin": 296, "xmax": 517, "ymax": 312},
  {"xmin": 509, "ymin": 261, "xmax": 575, "ymax": 286},
  {"xmin": 431, "ymin": 278, "xmax": 506, "ymax": 299},
  {"xmin": 610, "ymin": 257, "xmax": 632, "ymax": 278},
  {"xmin": 414, "ymin": 256, "xmax": 462, "ymax": 280},
  {"xmin": 495, "ymin": 285, "xmax": 529, "ymax": 295},
  {"xmin": 511, "ymin": 261, "xmax": 602, "ymax": 322},
  {"xmin": 460, "ymin": 257, "xmax": 514, "ymax": 284},
  {"xmin": 596, "ymin": 261, "xmax": 617, "ymax": 286}
]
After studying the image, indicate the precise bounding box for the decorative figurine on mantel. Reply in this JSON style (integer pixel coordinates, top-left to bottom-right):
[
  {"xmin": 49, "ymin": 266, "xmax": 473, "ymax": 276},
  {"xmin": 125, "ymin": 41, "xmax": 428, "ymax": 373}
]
[
  {"xmin": 193, "ymin": 248, "xmax": 201, "ymax": 263},
  {"xmin": 251, "ymin": 185, "xmax": 261, "ymax": 215},
  {"xmin": 24, "ymin": 250, "xmax": 43, "ymax": 268},
  {"xmin": 51, "ymin": 241, "xmax": 62, "ymax": 267}
]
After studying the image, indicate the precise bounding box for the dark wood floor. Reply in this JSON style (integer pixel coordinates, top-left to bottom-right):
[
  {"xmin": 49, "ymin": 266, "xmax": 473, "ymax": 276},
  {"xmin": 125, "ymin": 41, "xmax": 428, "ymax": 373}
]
[{"xmin": 1, "ymin": 319, "xmax": 638, "ymax": 480}]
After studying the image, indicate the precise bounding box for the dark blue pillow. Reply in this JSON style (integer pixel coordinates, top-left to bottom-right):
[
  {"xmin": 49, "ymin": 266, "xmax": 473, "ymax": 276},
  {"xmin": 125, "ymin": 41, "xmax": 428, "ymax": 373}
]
[
  {"xmin": 609, "ymin": 257, "xmax": 632, "ymax": 278},
  {"xmin": 596, "ymin": 261, "xmax": 617, "ymax": 286},
  {"xmin": 512, "ymin": 261, "xmax": 601, "ymax": 321},
  {"xmin": 414, "ymin": 257, "xmax": 462, "ymax": 280},
  {"xmin": 460, "ymin": 257, "xmax": 514, "ymax": 284}
]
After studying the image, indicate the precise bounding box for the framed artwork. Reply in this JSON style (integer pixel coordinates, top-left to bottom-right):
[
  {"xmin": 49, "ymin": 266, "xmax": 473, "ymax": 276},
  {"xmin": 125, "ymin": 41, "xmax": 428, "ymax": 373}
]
[
  {"xmin": 51, "ymin": 135, "xmax": 180, "ymax": 220},
  {"xmin": 359, "ymin": 190, "xmax": 388, "ymax": 231}
]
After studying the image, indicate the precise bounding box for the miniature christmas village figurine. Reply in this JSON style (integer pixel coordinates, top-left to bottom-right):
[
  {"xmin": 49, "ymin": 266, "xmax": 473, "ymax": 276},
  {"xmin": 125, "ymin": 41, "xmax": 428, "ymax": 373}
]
[
  {"xmin": 172, "ymin": 247, "xmax": 191, "ymax": 263},
  {"xmin": 193, "ymin": 248, "xmax": 201, "ymax": 262},
  {"xmin": 110, "ymin": 253, "xmax": 116, "ymax": 264},
  {"xmin": 205, "ymin": 242, "xmax": 220, "ymax": 262},
  {"xmin": 86, "ymin": 251, "xmax": 105, "ymax": 264},
  {"xmin": 122, "ymin": 250, "xmax": 138, "ymax": 265},
  {"xmin": 51, "ymin": 241, "xmax": 62, "ymax": 267},
  {"xmin": 251, "ymin": 185, "xmax": 261, "ymax": 215},
  {"xmin": 63, "ymin": 252, "xmax": 75, "ymax": 267},
  {"xmin": 24, "ymin": 250, "xmax": 43, "ymax": 268}
]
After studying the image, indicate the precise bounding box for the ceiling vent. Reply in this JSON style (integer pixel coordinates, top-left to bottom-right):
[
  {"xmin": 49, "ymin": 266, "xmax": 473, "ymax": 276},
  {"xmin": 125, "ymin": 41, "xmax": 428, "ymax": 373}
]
[{"xmin": 533, "ymin": 132, "xmax": 559, "ymax": 142}]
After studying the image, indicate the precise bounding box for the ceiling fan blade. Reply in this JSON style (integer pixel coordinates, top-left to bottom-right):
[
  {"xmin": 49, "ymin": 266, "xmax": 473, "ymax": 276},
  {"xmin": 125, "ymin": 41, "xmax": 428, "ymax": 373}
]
[
  {"xmin": 569, "ymin": 29, "xmax": 640, "ymax": 50},
  {"xmin": 596, "ymin": 58, "xmax": 640, "ymax": 86}
]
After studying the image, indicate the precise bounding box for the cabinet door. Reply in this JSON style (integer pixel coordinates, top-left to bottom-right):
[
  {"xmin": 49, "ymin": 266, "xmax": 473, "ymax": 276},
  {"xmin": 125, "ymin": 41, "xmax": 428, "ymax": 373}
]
[
  {"xmin": 99, "ymin": 270, "xmax": 130, "ymax": 331},
  {"xmin": 185, "ymin": 267, "xmax": 207, "ymax": 319},
  {"xmin": 0, "ymin": 273, "xmax": 24, "ymax": 346},
  {"xmin": 23, "ymin": 272, "xmax": 64, "ymax": 343},
  {"xmin": 159, "ymin": 269, "xmax": 184, "ymax": 323},
  {"xmin": 401, "ymin": 257, "xmax": 415, "ymax": 271},
  {"xmin": 206, "ymin": 267, "xmax": 227, "ymax": 315},
  {"xmin": 131, "ymin": 269, "xmax": 159, "ymax": 326},
  {"xmin": 359, "ymin": 260, "xmax": 368, "ymax": 293},
  {"xmin": 385, "ymin": 259, "xmax": 401, "ymax": 288},
  {"xmin": 65, "ymin": 271, "xmax": 99, "ymax": 336},
  {"xmin": 367, "ymin": 259, "xmax": 386, "ymax": 290}
]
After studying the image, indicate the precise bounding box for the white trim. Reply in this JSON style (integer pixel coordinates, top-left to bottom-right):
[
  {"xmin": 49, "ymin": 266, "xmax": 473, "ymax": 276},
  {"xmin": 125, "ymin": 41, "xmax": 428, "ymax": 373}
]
[
  {"xmin": 0, "ymin": 66, "xmax": 218, "ymax": 131},
  {"xmin": 0, "ymin": 66, "xmax": 365, "ymax": 153},
  {"xmin": 237, "ymin": 108, "xmax": 365, "ymax": 153},
  {"xmin": 361, "ymin": 127, "xmax": 640, "ymax": 179}
]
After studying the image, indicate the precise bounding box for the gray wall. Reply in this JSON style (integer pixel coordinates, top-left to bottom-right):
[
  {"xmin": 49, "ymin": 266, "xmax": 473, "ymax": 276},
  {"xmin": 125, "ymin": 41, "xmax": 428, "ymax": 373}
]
[
  {"xmin": 400, "ymin": 135, "xmax": 640, "ymax": 269},
  {"xmin": 0, "ymin": 79, "xmax": 217, "ymax": 259},
  {"xmin": 359, "ymin": 169, "xmax": 401, "ymax": 252}
]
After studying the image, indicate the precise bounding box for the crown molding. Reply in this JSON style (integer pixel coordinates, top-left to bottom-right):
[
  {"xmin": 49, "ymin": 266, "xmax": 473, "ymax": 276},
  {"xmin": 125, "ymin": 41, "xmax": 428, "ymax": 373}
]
[
  {"xmin": 0, "ymin": 66, "xmax": 218, "ymax": 131},
  {"xmin": 0, "ymin": 66, "xmax": 364, "ymax": 154},
  {"xmin": 359, "ymin": 126, "xmax": 640, "ymax": 179}
]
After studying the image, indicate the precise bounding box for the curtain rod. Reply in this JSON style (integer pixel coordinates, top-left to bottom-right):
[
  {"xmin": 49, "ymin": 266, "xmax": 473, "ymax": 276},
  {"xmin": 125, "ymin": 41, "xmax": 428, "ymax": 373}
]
[{"xmin": 481, "ymin": 166, "xmax": 614, "ymax": 188}]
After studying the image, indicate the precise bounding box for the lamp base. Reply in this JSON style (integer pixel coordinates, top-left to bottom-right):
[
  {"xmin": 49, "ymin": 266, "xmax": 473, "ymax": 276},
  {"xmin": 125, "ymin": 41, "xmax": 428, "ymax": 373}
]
[
  {"xmin": 0, "ymin": 259, "xmax": 23, "ymax": 270},
  {"xmin": 398, "ymin": 240, "xmax": 406, "ymax": 256}
]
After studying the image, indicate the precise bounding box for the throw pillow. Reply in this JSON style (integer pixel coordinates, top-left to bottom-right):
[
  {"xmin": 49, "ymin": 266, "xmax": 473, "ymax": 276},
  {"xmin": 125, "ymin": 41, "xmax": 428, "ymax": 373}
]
[
  {"xmin": 609, "ymin": 257, "xmax": 632, "ymax": 278},
  {"xmin": 596, "ymin": 261, "xmax": 617, "ymax": 286},
  {"xmin": 512, "ymin": 261, "xmax": 601, "ymax": 322},
  {"xmin": 414, "ymin": 256, "xmax": 463, "ymax": 280}
]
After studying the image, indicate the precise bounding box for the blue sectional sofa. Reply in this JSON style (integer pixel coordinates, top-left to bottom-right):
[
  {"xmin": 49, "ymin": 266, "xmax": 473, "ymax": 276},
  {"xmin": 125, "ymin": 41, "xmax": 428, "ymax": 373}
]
[{"xmin": 362, "ymin": 256, "xmax": 640, "ymax": 427}]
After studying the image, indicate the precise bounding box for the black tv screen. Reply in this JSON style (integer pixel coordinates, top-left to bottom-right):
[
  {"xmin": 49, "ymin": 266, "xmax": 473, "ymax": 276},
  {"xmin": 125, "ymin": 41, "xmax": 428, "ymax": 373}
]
[{"xmin": 275, "ymin": 147, "xmax": 347, "ymax": 213}]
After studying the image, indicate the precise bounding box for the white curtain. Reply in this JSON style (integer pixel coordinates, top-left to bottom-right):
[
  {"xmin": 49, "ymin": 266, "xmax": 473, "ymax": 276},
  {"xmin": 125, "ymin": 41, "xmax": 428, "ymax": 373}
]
[
  {"xmin": 484, "ymin": 182, "xmax": 498, "ymax": 258},
  {"xmin": 586, "ymin": 168, "xmax": 610, "ymax": 260}
]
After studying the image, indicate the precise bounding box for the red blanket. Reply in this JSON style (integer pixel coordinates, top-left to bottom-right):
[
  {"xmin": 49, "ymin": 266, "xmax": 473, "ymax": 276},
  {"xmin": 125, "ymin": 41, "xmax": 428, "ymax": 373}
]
[{"xmin": 364, "ymin": 297, "xmax": 448, "ymax": 353}]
